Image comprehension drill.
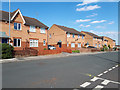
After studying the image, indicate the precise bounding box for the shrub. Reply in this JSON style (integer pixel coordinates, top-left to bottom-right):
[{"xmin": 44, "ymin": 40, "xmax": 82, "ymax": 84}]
[
  {"xmin": 72, "ymin": 50, "xmax": 80, "ymax": 53},
  {"xmin": 0, "ymin": 43, "xmax": 14, "ymax": 59},
  {"xmin": 113, "ymin": 47, "xmax": 117, "ymax": 51},
  {"xmin": 44, "ymin": 48, "xmax": 47, "ymax": 50}
]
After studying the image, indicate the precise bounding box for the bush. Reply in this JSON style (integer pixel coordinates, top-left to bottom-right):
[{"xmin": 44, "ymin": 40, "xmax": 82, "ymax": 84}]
[
  {"xmin": 101, "ymin": 45, "xmax": 108, "ymax": 51},
  {"xmin": 44, "ymin": 48, "xmax": 47, "ymax": 50},
  {"xmin": 113, "ymin": 47, "xmax": 117, "ymax": 51},
  {"xmin": 72, "ymin": 50, "xmax": 80, "ymax": 53},
  {"xmin": 0, "ymin": 43, "xmax": 14, "ymax": 59},
  {"xmin": 108, "ymin": 45, "xmax": 111, "ymax": 49}
]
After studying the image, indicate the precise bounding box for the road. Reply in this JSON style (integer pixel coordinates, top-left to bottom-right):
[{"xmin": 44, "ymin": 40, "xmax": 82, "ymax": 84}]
[{"xmin": 2, "ymin": 51, "xmax": 119, "ymax": 89}]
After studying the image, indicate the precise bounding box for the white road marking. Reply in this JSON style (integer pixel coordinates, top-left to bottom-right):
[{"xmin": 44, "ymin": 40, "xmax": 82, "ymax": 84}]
[
  {"xmin": 80, "ymin": 82, "xmax": 91, "ymax": 88},
  {"xmin": 103, "ymin": 71, "xmax": 108, "ymax": 74},
  {"xmin": 108, "ymin": 68, "xmax": 112, "ymax": 71},
  {"xmin": 112, "ymin": 67, "xmax": 116, "ymax": 69},
  {"xmin": 97, "ymin": 73, "xmax": 103, "ymax": 77},
  {"xmin": 101, "ymin": 80, "xmax": 110, "ymax": 85},
  {"xmin": 96, "ymin": 77, "xmax": 120, "ymax": 85},
  {"xmin": 90, "ymin": 77, "xmax": 99, "ymax": 82},
  {"xmin": 94, "ymin": 85, "xmax": 104, "ymax": 88},
  {"xmin": 115, "ymin": 65, "xmax": 118, "ymax": 67}
]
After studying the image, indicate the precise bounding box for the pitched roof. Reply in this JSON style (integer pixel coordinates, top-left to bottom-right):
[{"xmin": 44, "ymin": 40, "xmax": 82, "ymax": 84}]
[
  {"xmin": 102, "ymin": 36, "xmax": 115, "ymax": 42},
  {"xmin": 54, "ymin": 24, "xmax": 85, "ymax": 36},
  {"xmin": 0, "ymin": 9, "xmax": 49, "ymax": 29},
  {"xmin": 81, "ymin": 31, "xmax": 102, "ymax": 39}
]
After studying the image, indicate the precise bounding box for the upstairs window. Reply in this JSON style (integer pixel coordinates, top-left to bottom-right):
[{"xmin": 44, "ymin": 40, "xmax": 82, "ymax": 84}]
[
  {"xmin": 78, "ymin": 35, "xmax": 80, "ymax": 38},
  {"xmin": 82, "ymin": 35, "xmax": 84, "ymax": 39},
  {"xmin": 30, "ymin": 26, "xmax": 36, "ymax": 32},
  {"xmin": 40, "ymin": 28, "xmax": 45, "ymax": 34},
  {"xmin": 67, "ymin": 33, "xmax": 70, "ymax": 37},
  {"xmin": 49, "ymin": 34, "xmax": 51, "ymax": 38},
  {"xmin": 73, "ymin": 34, "xmax": 75, "ymax": 38},
  {"xmin": 14, "ymin": 23, "xmax": 21, "ymax": 30}
]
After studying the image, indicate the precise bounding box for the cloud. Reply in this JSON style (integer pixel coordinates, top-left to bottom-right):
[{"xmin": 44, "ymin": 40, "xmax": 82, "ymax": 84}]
[
  {"xmin": 95, "ymin": 26, "xmax": 105, "ymax": 29},
  {"xmin": 91, "ymin": 20, "xmax": 106, "ymax": 24},
  {"xmin": 86, "ymin": 13, "xmax": 98, "ymax": 18},
  {"xmin": 76, "ymin": 0, "xmax": 100, "ymax": 6},
  {"xmin": 76, "ymin": 19, "xmax": 91, "ymax": 22},
  {"xmin": 79, "ymin": 24, "xmax": 91, "ymax": 27},
  {"xmin": 108, "ymin": 21, "xmax": 114, "ymax": 24},
  {"xmin": 76, "ymin": 5, "xmax": 101, "ymax": 11}
]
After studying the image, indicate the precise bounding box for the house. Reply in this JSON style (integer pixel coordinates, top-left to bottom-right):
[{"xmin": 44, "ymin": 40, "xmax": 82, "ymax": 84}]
[
  {"xmin": 102, "ymin": 36, "xmax": 116, "ymax": 48},
  {"xmin": 48, "ymin": 24, "xmax": 85, "ymax": 50},
  {"xmin": 0, "ymin": 9, "xmax": 49, "ymax": 51},
  {"xmin": 81, "ymin": 31, "xmax": 103, "ymax": 48}
]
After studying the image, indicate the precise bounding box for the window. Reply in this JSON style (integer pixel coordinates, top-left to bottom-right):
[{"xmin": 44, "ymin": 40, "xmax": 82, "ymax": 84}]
[
  {"xmin": 43, "ymin": 40, "xmax": 46, "ymax": 46},
  {"xmin": 83, "ymin": 43, "xmax": 84, "ymax": 46},
  {"xmin": 73, "ymin": 34, "xmax": 75, "ymax": 38},
  {"xmin": 30, "ymin": 26, "xmax": 36, "ymax": 32},
  {"xmin": 71, "ymin": 43, "xmax": 75, "ymax": 48},
  {"xmin": 67, "ymin": 33, "xmax": 70, "ymax": 37},
  {"xmin": 40, "ymin": 28, "xmax": 45, "ymax": 34},
  {"xmin": 30, "ymin": 40, "xmax": 38, "ymax": 47},
  {"xmin": 96, "ymin": 44, "xmax": 97, "ymax": 47},
  {"xmin": 99, "ymin": 44, "xmax": 100, "ymax": 47},
  {"xmin": 78, "ymin": 43, "xmax": 81, "ymax": 48},
  {"xmin": 82, "ymin": 35, "xmax": 84, "ymax": 39},
  {"xmin": 49, "ymin": 34, "xmax": 51, "ymax": 38},
  {"xmin": 78, "ymin": 35, "xmax": 80, "ymax": 38},
  {"xmin": 13, "ymin": 38, "xmax": 21, "ymax": 47},
  {"xmin": 67, "ymin": 42, "xmax": 69, "ymax": 47},
  {"xmin": 14, "ymin": 23, "xmax": 21, "ymax": 30}
]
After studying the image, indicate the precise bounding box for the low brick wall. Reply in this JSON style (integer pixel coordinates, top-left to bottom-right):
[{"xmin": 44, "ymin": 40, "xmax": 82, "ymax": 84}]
[
  {"xmin": 14, "ymin": 48, "xmax": 38, "ymax": 57},
  {"xmin": 38, "ymin": 50, "xmax": 62, "ymax": 55},
  {"xmin": 78, "ymin": 48, "xmax": 100, "ymax": 53}
]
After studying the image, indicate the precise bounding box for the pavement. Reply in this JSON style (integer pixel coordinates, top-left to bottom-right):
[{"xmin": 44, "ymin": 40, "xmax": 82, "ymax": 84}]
[
  {"xmin": 2, "ymin": 51, "xmax": 120, "ymax": 89},
  {"xmin": 0, "ymin": 51, "xmax": 117, "ymax": 63}
]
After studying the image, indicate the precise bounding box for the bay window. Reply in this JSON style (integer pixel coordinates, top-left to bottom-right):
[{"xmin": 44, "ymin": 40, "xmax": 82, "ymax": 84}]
[{"xmin": 30, "ymin": 39, "xmax": 38, "ymax": 47}]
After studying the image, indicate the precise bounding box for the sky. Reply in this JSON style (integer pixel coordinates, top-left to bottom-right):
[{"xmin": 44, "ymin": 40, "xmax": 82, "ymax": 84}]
[{"xmin": 1, "ymin": 1, "xmax": 119, "ymax": 44}]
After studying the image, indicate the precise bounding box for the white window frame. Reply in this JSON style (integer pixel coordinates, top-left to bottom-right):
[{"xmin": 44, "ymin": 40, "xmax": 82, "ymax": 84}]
[
  {"xmin": 71, "ymin": 43, "xmax": 75, "ymax": 48},
  {"xmin": 78, "ymin": 43, "xmax": 81, "ymax": 48},
  {"xmin": 13, "ymin": 38, "xmax": 21, "ymax": 47},
  {"xmin": 78, "ymin": 35, "xmax": 80, "ymax": 38},
  {"xmin": 96, "ymin": 44, "xmax": 97, "ymax": 47},
  {"xmin": 43, "ymin": 40, "xmax": 46, "ymax": 46},
  {"xmin": 14, "ymin": 23, "xmax": 21, "ymax": 30},
  {"xmin": 67, "ymin": 42, "xmax": 69, "ymax": 47},
  {"xmin": 67, "ymin": 33, "xmax": 70, "ymax": 37},
  {"xmin": 30, "ymin": 26, "xmax": 36, "ymax": 32},
  {"xmin": 30, "ymin": 39, "xmax": 38, "ymax": 47},
  {"xmin": 40, "ymin": 28, "xmax": 46, "ymax": 34},
  {"xmin": 49, "ymin": 34, "xmax": 51, "ymax": 38},
  {"xmin": 73, "ymin": 34, "xmax": 75, "ymax": 38}
]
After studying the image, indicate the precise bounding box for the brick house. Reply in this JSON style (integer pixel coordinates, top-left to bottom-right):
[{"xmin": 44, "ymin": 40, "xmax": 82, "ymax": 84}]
[
  {"xmin": 0, "ymin": 9, "xmax": 49, "ymax": 51},
  {"xmin": 102, "ymin": 36, "xmax": 116, "ymax": 48},
  {"xmin": 48, "ymin": 24, "xmax": 85, "ymax": 50},
  {"xmin": 81, "ymin": 31, "xmax": 103, "ymax": 48}
]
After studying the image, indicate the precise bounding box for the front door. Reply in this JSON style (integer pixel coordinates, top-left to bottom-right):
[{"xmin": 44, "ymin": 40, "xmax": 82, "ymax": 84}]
[{"xmin": 58, "ymin": 42, "xmax": 62, "ymax": 48}]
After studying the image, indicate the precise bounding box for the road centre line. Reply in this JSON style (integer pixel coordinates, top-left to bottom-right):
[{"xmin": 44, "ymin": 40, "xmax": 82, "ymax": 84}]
[{"xmin": 103, "ymin": 70, "xmax": 108, "ymax": 74}]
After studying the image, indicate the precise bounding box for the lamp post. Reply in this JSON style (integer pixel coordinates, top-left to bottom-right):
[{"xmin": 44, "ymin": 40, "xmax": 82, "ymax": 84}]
[{"xmin": 9, "ymin": 0, "xmax": 11, "ymax": 44}]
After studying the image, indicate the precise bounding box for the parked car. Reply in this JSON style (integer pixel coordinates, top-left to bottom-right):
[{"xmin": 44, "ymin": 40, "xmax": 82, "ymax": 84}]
[
  {"xmin": 87, "ymin": 46, "xmax": 96, "ymax": 48},
  {"xmin": 48, "ymin": 45, "xmax": 56, "ymax": 50}
]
